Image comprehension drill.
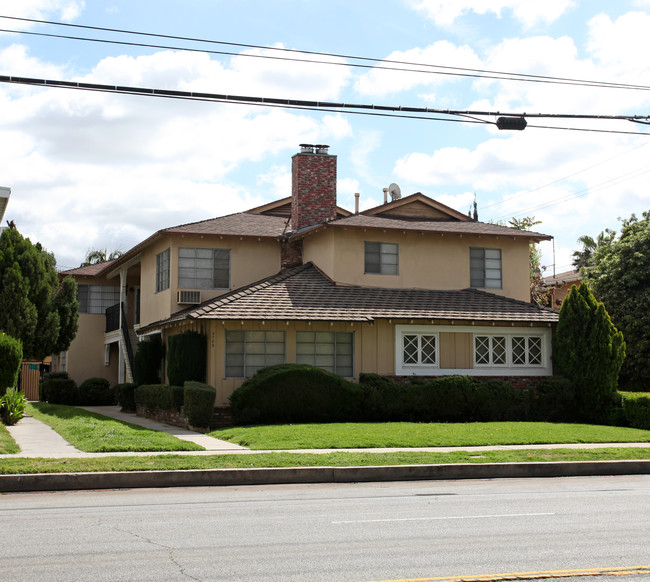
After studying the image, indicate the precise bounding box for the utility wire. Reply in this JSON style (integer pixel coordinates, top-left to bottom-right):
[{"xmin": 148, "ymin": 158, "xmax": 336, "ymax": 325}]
[
  {"xmin": 1, "ymin": 75, "xmax": 649, "ymax": 136},
  {"xmin": 2, "ymin": 15, "xmax": 650, "ymax": 92}
]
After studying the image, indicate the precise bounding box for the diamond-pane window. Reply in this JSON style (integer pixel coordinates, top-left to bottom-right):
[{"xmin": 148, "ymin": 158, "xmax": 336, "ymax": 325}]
[{"xmin": 402, "ymin": 333, "xmax": 437, "ymax": 367}]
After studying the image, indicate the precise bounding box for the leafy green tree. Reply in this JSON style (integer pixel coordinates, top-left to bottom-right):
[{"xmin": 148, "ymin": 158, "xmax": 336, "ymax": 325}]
[
  {"xmin": 552, "ymin": 283, "xmax": 625, "ymax": 423},
  {"xmin": 0, "ymin": 228, "xmax": 79, "ymax": 360},
  {"xmin": 582, "ymin": 212, "xmax": 650, "ymax": 390},
  {"xmin": 0, "ymin": 333, "xmax": 22, "ymax": 395}
]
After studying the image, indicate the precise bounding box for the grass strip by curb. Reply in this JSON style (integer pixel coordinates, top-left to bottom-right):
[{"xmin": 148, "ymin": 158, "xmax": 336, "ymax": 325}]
[
  {"xmin": 27, "ymin": 403, "xmax": 203, "ymax": 453},
  {"xmin": 2, "ymin": 447, "xmax": 650, "ymax": 475}
]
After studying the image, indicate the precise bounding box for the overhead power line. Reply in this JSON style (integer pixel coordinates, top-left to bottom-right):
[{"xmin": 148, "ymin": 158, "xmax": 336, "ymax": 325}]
[
  {"xmin": 1, "ymin": 74, "xmax": 649, "ymax": 136},
  {"xmin": 2, "ymin": 15, "xmax": 650, "ymax": 92}
]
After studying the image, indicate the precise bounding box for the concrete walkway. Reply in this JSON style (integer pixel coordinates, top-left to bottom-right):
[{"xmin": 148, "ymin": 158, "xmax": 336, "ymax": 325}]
[{"xmin": 1, "ymin": 406, "xmax": 246, "ymax": 459}]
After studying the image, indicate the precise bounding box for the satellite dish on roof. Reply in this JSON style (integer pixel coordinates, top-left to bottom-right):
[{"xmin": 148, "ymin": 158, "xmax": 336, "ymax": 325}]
[{"xmin": 388, "ymin": 183, "xmax": 402, "ymax": 201}]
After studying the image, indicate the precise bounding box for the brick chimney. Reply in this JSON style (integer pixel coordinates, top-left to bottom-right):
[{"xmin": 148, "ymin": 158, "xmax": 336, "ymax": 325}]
[{"xmin": 290, "ymin": 144, "xmax": 337, "ymax": 232}]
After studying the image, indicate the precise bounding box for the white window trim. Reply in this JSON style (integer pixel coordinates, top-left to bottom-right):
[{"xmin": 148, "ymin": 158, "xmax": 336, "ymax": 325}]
[
  {"xmin": 395, "ymin": 326, "xmax": 440, "ymax": 375},
  {"xmin": 395, "ymin": 325, "xmax": 552, "ymax": 376},
  {"xmin": 473, "ymin": 333, "xmax": 546, "ymax": 370}
]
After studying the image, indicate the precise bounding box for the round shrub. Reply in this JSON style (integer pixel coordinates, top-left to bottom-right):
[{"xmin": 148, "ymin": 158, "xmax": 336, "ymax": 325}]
[
  {"xmin": 0, "ymin": 333, "xmax": 23, "ymax": 396},
  {"xmin": 42, "ymin": 372, "xmax": 78, "ymax": 405},
  {"xmin": 229, "ymin": 364, "xmax": 363, "ymax": 425},
  {"xmin": 78, "ymin": 377, "xmax": 115, "ymax": 406}
]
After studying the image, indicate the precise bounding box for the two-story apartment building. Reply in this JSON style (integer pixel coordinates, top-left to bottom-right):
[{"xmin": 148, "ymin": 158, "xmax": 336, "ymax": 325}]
[{"xmin": 58, "ymin": 145, "xmax": 557, "ymax": 406}]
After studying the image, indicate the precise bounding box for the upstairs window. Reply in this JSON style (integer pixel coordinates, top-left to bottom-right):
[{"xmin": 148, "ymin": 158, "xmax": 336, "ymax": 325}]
[
  {"xmin": 178, "ymin": 248, "xmax": 230, "ymax": 289},
  {"xmin": 77, "ymin": 285, "xmax": 121, "ymax": 314},
  {"xmin": 470, "ymin": 247, "xmax": 502, "ymax": 289},
  {"xmin": 156, "ymin": 248, "xmax": 170, "ymax": 293},
  {"xmin": 365, "ymin": 242, "xmax": 398, "ymax": 275},
  {"xmin": 296, "ymin": 331, "xmax": 354, "ymax": 377}
]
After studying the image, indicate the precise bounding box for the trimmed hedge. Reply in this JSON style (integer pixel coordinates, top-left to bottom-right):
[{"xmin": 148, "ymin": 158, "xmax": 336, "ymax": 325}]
[
  {"xmin": 133, "ymin": 337, "xmax": 163, "ymax": 386},
  {"xmin": 167, "ymin": 331, "xmax": 207, "ymax": 387},
  {"xmin": 78, "ymin": 377, "xmax": 115, "ymax": 406},
  {"xmin": 230, "ymin": 364, "xmax": 363, "ymax": 425},
  {"xmin": 115, "ymin": 383, "xmax": 137, "ymax": 412},
  {"xmin": 184, "ymin": 381, "xmax": 216, "ymax": 429},
  {"xmin": 528, "ymin": 377, "xmax": 577, "ymax": 422},
  {"xmin": 42, "ymin": 372, "xmax": 78, "ymax": 405},
  {"xmin": 135, "ymin": 384, "xmax": 173, "ymax": 411},
  {"xmin": 171, "ymin": 385, "xmax": 184, "ymax": 412},
  {"xmin": 0, "ymin": 333, "xmax": 22, "ymax": 396},
  {"xmin": 621, "ymin": 395, "xmax": 650, "ymax": 430}
]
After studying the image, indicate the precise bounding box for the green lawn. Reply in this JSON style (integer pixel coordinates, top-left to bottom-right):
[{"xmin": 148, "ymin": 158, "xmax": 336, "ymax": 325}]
[
  {"xmin": 1, "ymin": 446, "xmax": 650, "ymax": 475},
  {"xmin": 0, "ymin": 423, "xmax": 19, "ymax": 454},
  {"xmin": 26, "ymin": 403, "xmax": 204, "ymax": 453},
  {"xmin": 209, "ymin": 421, "xmax": 650, "ymax": 450}
]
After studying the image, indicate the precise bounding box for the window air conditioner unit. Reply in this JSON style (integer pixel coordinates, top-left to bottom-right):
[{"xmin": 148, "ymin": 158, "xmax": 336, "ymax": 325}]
[{"xmin": 177, "ymin": 290, "xmax": 201, "ymax": 304}]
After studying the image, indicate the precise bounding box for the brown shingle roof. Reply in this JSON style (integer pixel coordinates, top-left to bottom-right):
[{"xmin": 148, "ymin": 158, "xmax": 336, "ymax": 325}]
[
  {"xmin": 59, "ymin": 259, "xmax": 118, "ymax": 277},
  {"xmin": 290, "ymin": 214, "xmax": 552, "ymax": 241},
  {"xmin": 163, "ymin": 212, "xmax": 288, "ymax": 238},
  {"xmin": 142, "ymin": 263, "xmax": 557, "ymax": 331}
]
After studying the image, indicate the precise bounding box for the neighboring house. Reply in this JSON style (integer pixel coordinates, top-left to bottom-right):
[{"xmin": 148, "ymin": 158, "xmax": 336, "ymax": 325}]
[
  {"xmin": 544, "ymin": 270, "xmax": 581, "ymax": 310},
  {"xmin": 57, "ymin": 145, "xmax": 558, "ymax": 406}
]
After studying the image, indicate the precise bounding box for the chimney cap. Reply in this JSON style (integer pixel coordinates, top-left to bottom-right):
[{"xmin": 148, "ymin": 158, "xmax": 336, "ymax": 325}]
[
  {"xmin": 314, "ymin": 144, "xmax": 330, "ymax": 154},
  {"xmin": 299, "ymin": 143, "xmax": 314, "ymax": 153}
]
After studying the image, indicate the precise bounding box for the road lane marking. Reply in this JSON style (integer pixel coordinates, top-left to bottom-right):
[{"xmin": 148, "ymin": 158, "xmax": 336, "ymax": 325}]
[
  {"xmin": 367, "ymin": 565, "xmax": 650, "ymax": 581},
  {"xmin": 332, "ymin": 512, "xmax": 554, "ymax": 524}
]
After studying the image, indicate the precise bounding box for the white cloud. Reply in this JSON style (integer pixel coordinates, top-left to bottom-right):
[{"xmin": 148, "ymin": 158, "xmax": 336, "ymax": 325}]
[
  {"xmin": 0, "ymin": 0, "xmax": 84, "ymax": 28},
  {"xmin": 410, "ymin": 0, "xmax": 575, "ymax": 27},
  {"xmin": 356, "ymin": 41, "xmax": 481, "ymax": 98}
]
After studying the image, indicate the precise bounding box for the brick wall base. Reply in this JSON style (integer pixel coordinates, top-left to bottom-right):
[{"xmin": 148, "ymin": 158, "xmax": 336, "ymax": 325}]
[{"xmin": 136, "ymin": 405, "xmax": 235, "ymax": 430}]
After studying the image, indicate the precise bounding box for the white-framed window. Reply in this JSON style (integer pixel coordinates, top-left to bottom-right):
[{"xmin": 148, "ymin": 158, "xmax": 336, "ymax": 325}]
[
  {"xmin": 395, "ymin": 326, "xmax": 439, "ymax": 373},
  {"xmin": 156, "ymin": 248, "xmax": 170, "ymax": 293},
  {"xmin": 395, "ymin": 325, "xmax": 552, "ymax": 376},
  {"xmin": 225, "ymin": 330, "xmax": 285, "ymax": 378},
  {"xmin": 296, "ymin": 331, "xmax": 354, "ymax": 377},
  {"xmin": 474, "ymin": 335, "xmax": 507, "ymax": 366},
  {"xmin": 512, "ymin": 336, "xmax": 543, "ymax": 366},
  {"xmin": 470, "ymin": 247, "xmax": 502, "ymax": 289},
  {"xmin": 474, "ymin": 334, "xmax": 545, "ymax": 368},
  {"xmin": 365, "ymin": 241, "xmax": 398, "ymax": 275},
  {"xmin": 178, "ymin": 248, "xmax": 230, "ymax": 290},
  {"xmin": 77, "ymin": 285, "xmax": 121, "ymax": 314}
]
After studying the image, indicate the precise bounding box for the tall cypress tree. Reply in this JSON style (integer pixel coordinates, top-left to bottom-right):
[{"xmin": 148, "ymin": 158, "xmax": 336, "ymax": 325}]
[{"xmin": 552, "ymin": 283, "xmax": 625, "ymax": 423}]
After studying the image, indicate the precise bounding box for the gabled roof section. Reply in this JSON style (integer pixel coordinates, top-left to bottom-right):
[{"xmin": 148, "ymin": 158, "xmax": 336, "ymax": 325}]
[
  {"xmin": 141, "ymin": 262, "xmax": 558, "ymax": 332},
  {"xmin": 362, "ymin": 192, "xmax": 471, "ymax": 222},
  {"xmin": 247, "ymin": 196, "xmax": 352, "ymax": 219},
  {"xmin": 163, "ymin": 212, "xmax": 288, "ymax": 238},
  {"xmin": 289, "ymin": 213, "xmax": 551, "ymax": 242}
]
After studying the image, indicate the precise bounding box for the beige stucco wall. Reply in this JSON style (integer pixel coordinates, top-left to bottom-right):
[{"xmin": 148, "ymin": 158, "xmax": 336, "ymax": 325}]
[
  {"xmin": 66, "ymin": 313, "xmax": 118, "ymax": 386},
  {"xmin": 302, "ymin": 228, "xmax": 532, "ymax": 302},
  {"xmin": 140, "ymin": 235, "xmax": 281, "ymax": 327}
]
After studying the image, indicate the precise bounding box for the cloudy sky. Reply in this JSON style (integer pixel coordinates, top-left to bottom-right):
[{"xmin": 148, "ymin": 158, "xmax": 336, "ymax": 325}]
[{"xmin": 1, "ymin": 0, "xmax": 649, "ymax": 274}]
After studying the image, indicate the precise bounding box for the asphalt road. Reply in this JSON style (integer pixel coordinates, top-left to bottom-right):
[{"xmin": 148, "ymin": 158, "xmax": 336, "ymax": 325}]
[{"xmin": 2, "ymin": 475, "xmax": 649, "ymax": 582}]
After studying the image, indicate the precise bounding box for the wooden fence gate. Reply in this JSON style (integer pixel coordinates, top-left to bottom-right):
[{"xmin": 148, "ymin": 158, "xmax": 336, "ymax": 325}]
[{"xmin": 19, "ymin": 362, "xmax": 42, "ymax": 401}]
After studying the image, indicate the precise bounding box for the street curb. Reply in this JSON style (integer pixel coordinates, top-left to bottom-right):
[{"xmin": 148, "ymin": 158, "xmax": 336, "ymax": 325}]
[{"xmin": 2, "ymin": 460, "xmax": 650, "ymax": 492}]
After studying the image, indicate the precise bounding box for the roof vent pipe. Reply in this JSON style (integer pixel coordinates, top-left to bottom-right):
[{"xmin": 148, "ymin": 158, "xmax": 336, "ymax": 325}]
[
  {"xmin": 355, "ymin": 192, "xmax": 360, "ymax": 214},
  {"xmin": 383, "ymin": 187, "xmax": 389, "ymax": 204}
]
